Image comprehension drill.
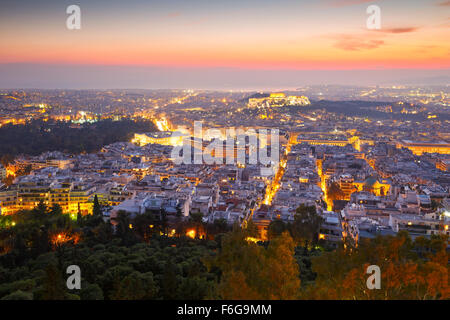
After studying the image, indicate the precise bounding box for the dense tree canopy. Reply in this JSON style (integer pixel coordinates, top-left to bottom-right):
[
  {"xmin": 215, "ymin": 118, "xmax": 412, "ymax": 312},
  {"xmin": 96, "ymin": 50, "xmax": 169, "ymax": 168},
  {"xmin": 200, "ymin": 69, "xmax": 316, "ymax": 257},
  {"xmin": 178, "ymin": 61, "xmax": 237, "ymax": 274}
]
[
  {"xmin": 209, "ymin": 228, "xmax": 301, "ymax": 299},
  {"xmin": 0, "ymin": 118, "xmax": 157, "ymax": 157},
  {"xmin": 0, "ymin": 203, "xmax": 447, "ymax": 300},
  {"xmin": 268, "ymin": 205, "xmax": 324, "ymax": 247},
  {"xmin": 302, "ymin": 231, "xmax": 449, "ymax": 300}
]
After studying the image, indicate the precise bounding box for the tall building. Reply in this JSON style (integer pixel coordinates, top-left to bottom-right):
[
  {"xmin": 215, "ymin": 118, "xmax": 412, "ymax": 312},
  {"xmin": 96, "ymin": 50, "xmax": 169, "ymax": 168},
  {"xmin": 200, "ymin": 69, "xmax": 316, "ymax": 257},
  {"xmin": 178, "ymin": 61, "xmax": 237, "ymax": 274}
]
[{"xmin": 0, "ymin": 180, "xmax": 94, "ymax": 216}]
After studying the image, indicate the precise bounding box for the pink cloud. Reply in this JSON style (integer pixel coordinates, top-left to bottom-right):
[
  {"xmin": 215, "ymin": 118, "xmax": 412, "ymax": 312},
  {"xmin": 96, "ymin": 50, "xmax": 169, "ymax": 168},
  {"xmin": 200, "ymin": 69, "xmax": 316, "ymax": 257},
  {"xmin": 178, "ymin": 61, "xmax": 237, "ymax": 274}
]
[
  {"xmin": 374, "ymin": 27, "xmax": 420, "ymax": 34},
  {"xmin": 167, "ymin": 12, "xmax": 182, "ymax": 18}
]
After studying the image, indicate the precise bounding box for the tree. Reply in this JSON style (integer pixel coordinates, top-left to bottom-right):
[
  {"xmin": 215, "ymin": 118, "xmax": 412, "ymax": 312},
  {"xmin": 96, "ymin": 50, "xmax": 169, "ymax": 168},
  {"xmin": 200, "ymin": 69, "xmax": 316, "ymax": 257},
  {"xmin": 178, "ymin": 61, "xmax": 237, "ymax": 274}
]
[
  {"xmin": 262, "ymin": 231, "xmax": 301, "ymax": 299},
  {"xmin": 76, "ymin": 204, "xmax": 83, "ymax": 226},
  {"xmin": 177, "ymin": 276, "xmax": 214, "ymax": 300},
  {"xmin": 245, "ymin": 219, "xmax": 260, "ymax": 239},
  {"xmin": 1, "ymin": 290, "xmax": 33, "ymax": 300},
  {"xmin": 211, "ymin": 228, "xmax": 301, "ymax": 299},
  {"xmin": 189, "ymin": 212, "xmax": 205, "ymax": 239},
  {"xmin": 268, "ymin": 219, "xmax": 287, "ymax": 240},
  {"xmin": 0, "ymin": 205, "xmax": 218, "ymax": 301},
  {"xmin": 111, "ymin": 271, "xmax": 157, "ymax": 300},
  {"xmin": 40, "ymin": 264, "xmax": 66, "ymax": 300},
  {"xmin": 132, "ymin": 212, "xmax": 155, "ymax": 242},
  {"xmin": 49, "ymin": 204, "xmax": 63, "ymax": 216},
  {"xmin": 160, "ymin": 210, "xmax": 169, "ymax": 236},
  {"xmin": 162, "ymin": 261, "xmax": 178, "ymax": 300},
  {"xmin": 212, "ymin": 228, "xmax": 265, "ymax": 299},
  {"xmin": 206, "ymin": 219, "xmax": 230, "ymax": 239},
  {"xmin": 113, "ymin": 211, "xmax": 138, "ymax": 246},
  {"xmin": 304, "ymin": 233, "xmax": 450, "ymax": 300},
  {"xmin": 290, "ymin": 205, "xmax": 324, "ymax": 247},
  {"xmin": 33, "ymin": 200, "xmax": 49, "ymax": 216},
  {"xmin": 80, "ymin": 283, "xmax": 104, "ymax": 300},
  {"xmin": 0, "ymin": 118, "xmax": 158, "ymax": 158},
  {"xmin": 93, "ymin": 195, "xmax": 102, "ymax": 216},
  {"xmin": 217, "ymin": 270, "xmax": 261, "ymax": 300},
  {"xmin": 174, "ymin": 207, "xmax": 185, "ymax": 237}
]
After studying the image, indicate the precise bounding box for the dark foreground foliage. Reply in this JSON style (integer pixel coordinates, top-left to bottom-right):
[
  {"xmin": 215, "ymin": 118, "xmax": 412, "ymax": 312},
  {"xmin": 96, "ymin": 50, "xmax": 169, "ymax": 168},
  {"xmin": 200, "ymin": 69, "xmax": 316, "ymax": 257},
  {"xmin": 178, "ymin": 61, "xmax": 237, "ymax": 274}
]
[{"xmin": 0, "ymin": 203, "xmax": 448, "ymax": 300}]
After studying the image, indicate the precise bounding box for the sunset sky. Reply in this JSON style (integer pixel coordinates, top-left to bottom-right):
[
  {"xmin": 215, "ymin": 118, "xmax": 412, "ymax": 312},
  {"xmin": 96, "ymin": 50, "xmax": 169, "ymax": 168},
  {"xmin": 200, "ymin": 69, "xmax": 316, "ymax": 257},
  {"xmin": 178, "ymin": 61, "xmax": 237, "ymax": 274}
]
[{"xmin": 0, "ymin": 0, "xmax": 449, "ymax": 89}]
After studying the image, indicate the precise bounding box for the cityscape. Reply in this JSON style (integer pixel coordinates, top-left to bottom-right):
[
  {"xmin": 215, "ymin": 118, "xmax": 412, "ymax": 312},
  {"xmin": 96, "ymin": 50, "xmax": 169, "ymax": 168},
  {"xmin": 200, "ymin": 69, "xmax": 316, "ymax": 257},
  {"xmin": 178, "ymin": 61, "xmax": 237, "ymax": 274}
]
[{"xmin": 0, "ymin": 0, "xmax": 449, "ymax": 306}]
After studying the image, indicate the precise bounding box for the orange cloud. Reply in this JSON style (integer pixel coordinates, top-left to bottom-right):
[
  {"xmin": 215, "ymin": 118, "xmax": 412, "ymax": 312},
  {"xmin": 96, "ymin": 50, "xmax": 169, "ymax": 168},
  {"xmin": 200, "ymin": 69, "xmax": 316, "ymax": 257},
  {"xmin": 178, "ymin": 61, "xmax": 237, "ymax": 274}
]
[{"xmin": 332, "ymin": 35, "xmax": 385, "ymax": 51}]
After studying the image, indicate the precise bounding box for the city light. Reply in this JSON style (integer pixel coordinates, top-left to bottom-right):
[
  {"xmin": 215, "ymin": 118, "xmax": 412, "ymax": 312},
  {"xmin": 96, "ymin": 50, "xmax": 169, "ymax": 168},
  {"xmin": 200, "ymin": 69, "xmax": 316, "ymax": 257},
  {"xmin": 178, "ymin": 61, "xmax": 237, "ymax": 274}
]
[
  {"xmin": 245, "ymin": 237, "xmax": 260, "ymax": 243},
  {"xmin": 186, "ymin": 229, "xmax": 196, "ymax": 239}
]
